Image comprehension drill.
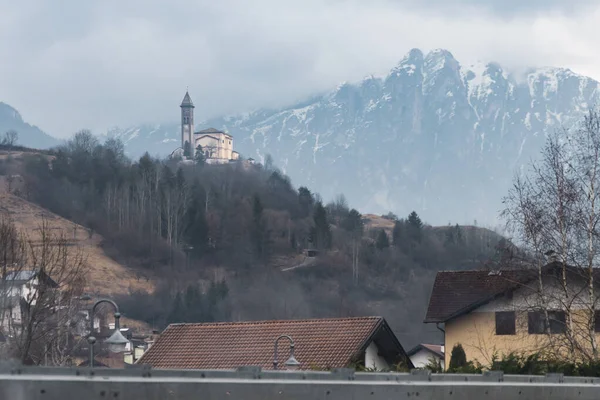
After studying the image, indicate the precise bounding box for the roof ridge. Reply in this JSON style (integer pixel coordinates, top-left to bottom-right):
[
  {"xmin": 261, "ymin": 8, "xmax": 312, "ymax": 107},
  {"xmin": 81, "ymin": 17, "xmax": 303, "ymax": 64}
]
[{"xmin": 167, "ymin": 316, "xmax": 382, "ymax": 328}]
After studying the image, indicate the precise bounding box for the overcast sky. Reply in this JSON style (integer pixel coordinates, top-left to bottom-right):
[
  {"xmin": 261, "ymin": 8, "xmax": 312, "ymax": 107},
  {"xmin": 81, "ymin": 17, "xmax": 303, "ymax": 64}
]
[{"xmin": 1, "ymin": 0, "xmax": 599, "ymax": 138}]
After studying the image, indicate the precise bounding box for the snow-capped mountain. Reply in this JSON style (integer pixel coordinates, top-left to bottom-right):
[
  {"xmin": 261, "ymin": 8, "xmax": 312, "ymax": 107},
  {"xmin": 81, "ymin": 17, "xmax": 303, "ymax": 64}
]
[{"xmin": 109, "ymin": 48, "xmax": 600, "ymax": 225}]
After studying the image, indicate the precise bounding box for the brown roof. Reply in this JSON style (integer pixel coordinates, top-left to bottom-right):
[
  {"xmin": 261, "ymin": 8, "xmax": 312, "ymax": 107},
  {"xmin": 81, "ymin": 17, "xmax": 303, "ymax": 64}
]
[
  {"xmin": 137, "ymin": 317, "xmax": 410, "ymax": 370},
  {"xmin": 424, "ymin": 269, "xmax": 537, "ymax": 323},
  {"xmin": 407, "ymin": 344, "xmax": 444, "ymax": 358}
]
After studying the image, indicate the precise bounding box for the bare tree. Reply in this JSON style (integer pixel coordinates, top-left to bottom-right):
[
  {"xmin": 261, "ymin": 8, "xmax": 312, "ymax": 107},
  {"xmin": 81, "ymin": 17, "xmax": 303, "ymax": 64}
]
[
  {"xmin": 502, "ymin": 110, "xmax": 600, "ymax": 362},
  {"xmin": 0, "ymin": 216, "xmax": 88, "ymax": 365},
  {"xmin": 2, "ymin": 130, "xmax": 18, "ymax": 147}
]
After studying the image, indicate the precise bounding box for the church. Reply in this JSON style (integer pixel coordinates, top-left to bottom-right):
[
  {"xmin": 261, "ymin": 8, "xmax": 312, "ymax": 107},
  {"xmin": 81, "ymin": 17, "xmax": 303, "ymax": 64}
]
[{"xmin": 179, "ymin": 91, "xmax": 239, "ymax": 164}]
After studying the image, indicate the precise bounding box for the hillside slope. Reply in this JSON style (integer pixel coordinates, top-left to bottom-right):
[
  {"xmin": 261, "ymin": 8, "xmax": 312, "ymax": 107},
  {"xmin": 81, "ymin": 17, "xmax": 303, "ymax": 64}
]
[{"xmin": 0, "ymin": 193, "xmax": 153, "ymax": 296}]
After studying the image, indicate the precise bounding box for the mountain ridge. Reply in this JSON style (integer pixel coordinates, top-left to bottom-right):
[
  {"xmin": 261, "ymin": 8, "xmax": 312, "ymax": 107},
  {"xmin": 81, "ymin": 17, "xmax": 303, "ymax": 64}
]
[
  {"xmin": 4, "ymin": 48, "xmax": 599, "ymax": 225},
  {"xmin": 0, "ymin": 102, "xmax": 61, "ymax": 149}
]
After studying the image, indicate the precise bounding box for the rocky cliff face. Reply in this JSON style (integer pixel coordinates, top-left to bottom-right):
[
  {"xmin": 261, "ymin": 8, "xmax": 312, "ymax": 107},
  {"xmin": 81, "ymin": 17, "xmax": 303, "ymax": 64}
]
[{"xmin": 109, "ymin": 48, "xmax": 600, "ymax": 225}]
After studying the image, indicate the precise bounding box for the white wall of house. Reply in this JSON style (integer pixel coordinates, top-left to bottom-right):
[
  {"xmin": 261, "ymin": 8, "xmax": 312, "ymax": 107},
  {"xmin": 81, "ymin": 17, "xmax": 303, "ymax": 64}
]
[
  {"xmin": 410, "ymin": 349, "xmax": 444, "ymax": 370},
  {"xmin": 364, "ymin": 342, "xmax": 389, "ymax": 371}
]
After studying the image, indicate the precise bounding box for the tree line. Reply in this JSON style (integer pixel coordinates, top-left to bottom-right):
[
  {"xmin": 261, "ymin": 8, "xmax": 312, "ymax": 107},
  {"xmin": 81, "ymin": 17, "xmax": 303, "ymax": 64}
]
[{"xmin": 10, "ymin": 129, "xmax": 501, "ymax": 347}]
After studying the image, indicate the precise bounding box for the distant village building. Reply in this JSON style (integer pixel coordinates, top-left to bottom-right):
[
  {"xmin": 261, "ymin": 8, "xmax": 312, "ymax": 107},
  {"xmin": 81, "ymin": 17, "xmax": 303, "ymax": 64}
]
[
  {"xmin": 179, "ymin": 91, "xmax": 239, "ymax": 164},
  {"xmin": 407, "ymin": 344, "xmax": 444, "ymax": 370}
]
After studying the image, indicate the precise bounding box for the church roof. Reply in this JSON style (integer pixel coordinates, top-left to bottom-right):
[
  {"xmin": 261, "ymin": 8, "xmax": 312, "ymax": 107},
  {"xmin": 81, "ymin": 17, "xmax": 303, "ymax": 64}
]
[
  {"xmin": 181, "ymin": 91, "xmax": 194, "ymax": 107},
  {"xmin": 196, "ymin": 128, "xmax": 232, "ymax": 137}
]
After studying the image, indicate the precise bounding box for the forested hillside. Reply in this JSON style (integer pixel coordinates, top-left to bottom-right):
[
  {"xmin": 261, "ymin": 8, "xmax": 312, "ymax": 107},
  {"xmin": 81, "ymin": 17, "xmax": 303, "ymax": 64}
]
[{"xmin": 2, "ymin": 131, "xmax": 506, "ymax": 347}]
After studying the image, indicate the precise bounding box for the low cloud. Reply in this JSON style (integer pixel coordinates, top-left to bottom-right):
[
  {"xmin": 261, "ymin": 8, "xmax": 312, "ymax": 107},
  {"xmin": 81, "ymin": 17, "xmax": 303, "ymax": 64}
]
[{"xmin": 1, "ymin": 0, "xmax": 599, "ymax": 137}]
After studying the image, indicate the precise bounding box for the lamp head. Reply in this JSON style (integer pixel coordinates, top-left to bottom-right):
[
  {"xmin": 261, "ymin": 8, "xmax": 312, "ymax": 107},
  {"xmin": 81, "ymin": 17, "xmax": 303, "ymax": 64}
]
[
  {"xmin": 105, "ymin": 329, "xmax": 128, "ymax": 353},
  {"xmin": 284, "ymin": 354, "xmax": 301, "ymax": 370}
]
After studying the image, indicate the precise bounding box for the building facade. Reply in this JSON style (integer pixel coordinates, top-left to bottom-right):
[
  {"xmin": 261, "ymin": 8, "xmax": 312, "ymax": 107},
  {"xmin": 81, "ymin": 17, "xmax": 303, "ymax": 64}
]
[
  {"xmin": 179, "ymin": 91, "xmax": 239, "ymax": 163},
  {"xmin": 425, "ymin": 265, "xmax": 600, "ymax": 368}
]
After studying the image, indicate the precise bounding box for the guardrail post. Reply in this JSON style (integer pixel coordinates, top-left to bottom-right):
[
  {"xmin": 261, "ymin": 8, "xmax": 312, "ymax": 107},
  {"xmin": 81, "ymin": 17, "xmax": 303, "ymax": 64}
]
[
  {"xmin": 330, "ymin": 368, "xmax": 355, "ymax": 380},
  {"xmin": 483, "ymin": 371, "xmax": 504, "ymax": 382},
  {"xmin": 545, "ymin": 373, "xmax": 564, "ymax": 383},
  {"xmin": 410, "ymin": 369, "xmax": 432, "ymax": 381},
  {"xmin": 236, "ymin": 366, "xmax": 262, "ymax": 379}
]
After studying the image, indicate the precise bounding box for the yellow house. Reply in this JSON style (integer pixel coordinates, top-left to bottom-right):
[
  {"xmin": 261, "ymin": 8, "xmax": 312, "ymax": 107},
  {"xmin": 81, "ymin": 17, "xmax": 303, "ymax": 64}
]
[{"xmin": 424, "ymin": 263, "xmax": 600, "ymax": 368}]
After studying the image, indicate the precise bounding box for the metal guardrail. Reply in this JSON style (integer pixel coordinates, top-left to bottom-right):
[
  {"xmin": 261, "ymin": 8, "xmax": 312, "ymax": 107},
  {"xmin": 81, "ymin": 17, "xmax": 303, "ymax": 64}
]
[{"xmin": 1, "ymin": 365, "xmax": 600, "ymax": 399}]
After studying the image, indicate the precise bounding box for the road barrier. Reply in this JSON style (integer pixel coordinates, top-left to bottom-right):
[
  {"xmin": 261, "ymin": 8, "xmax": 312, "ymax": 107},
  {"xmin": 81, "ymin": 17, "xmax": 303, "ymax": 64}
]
[{"xmin": 1, "ymin": 364, "xmax": 600, "ymax": 399}]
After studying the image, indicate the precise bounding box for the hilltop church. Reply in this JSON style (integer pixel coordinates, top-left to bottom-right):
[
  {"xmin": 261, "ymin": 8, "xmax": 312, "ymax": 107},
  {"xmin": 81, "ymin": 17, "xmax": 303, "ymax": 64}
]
[{"xmin": 179, "ymin": 91, "xmax": 239, "ymax": 164}]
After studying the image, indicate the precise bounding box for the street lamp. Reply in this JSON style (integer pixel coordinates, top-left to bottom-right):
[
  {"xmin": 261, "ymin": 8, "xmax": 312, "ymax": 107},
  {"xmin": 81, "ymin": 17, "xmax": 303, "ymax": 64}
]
[
  {"xmin": 273, "ymin": 335, "xmax": 300, "ymax": 370},
  {"xmin": 84, "ymin": 297, "xmax": 129, "ymax": 367}
]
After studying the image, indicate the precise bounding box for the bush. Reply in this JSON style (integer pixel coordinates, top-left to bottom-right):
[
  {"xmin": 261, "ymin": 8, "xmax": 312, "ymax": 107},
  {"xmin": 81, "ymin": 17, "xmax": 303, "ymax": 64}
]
[{"xmin": 448, "ymin": 344, "xmax": 467, "ymax": 371}]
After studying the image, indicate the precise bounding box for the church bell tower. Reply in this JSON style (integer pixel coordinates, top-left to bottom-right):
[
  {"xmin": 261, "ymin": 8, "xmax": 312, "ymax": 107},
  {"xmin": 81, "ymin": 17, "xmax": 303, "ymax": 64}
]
[{"xmin": 180, "ymin": 91, "xmax": 195, "ymax": 158}]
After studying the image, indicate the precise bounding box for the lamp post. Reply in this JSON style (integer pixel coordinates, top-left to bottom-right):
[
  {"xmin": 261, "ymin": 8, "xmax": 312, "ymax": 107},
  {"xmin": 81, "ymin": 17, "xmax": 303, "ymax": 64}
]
[
  {"xmin": 85, "ymin": 298, "xmax": 129, "ymax": 368},
  {"xmin": 273, "ymin": 335, "xmax": 300, "ymax": 370}
]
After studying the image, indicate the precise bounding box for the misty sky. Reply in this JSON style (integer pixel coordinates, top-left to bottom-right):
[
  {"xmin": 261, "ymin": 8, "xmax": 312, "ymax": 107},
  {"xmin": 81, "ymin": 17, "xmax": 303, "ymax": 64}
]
[{"xmin": 1, "ymin": 0, "xmax": 599, "ymax": 138}]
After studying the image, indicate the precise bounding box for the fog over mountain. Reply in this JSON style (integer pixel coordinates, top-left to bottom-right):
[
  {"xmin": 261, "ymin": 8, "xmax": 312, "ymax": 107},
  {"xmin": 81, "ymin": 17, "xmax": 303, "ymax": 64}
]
[
  {"xmin": 99, "ymin": 48, "xmax": 598, "ymax": 225},
  {"xmin": 0, "ymin": 103, "xmax": 60, "ymax": 149}
]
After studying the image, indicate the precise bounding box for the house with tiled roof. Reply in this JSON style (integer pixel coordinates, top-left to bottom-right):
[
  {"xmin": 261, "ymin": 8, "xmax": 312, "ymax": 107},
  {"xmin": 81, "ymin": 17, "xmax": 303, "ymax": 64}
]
[
  {"xmin": 137, "ymin": 316, "xmax": 413, "ymax": 371},
  {"xmin": 425, "ymin": 263, "xmax": 600, "ymax": 368}
]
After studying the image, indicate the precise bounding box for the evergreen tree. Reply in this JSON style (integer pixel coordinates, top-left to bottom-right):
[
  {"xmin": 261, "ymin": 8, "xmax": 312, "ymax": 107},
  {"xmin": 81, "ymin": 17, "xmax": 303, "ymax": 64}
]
[
  {"xmin": 312, "ymin": 201, "xmax": 332, "ymax": 249},
  {"xmin": 449, "ymin": 344, "xmax": 468, "ymax": 372},
  {"xmin": 407, "ymin": 211, "xmax": 423, "ymax": 242},
  {"xmin": 454, "ymin": 224, "xmax": 463, "ymax": 246},
  {"xmin": 298, "ymin": 186, "xmax": 314, "ymax": 218},
  {"xmin": 375, "ymin": 229, "xmax": 390, "ymax": 250},
  {"xmin": 251, "ymin": 194, "xmax": 269, "ymax": 260},
  {"xmin": 342, "ymin": 209, "xmax": 363, "ymax": 235},
  {"xmin": 194, "ymin": 145, "xmax": 205, "ymax": 165},
  {"xmin": 392, "ymin": 219, "xmax": 406, "ymax": 246},
  {"xmin": 183, "ymin": 140, "xmax": 192, "ymax": 159},
  {"xmin": 183, "ymin": 179, "xmax": 209, "ymax": 258}
]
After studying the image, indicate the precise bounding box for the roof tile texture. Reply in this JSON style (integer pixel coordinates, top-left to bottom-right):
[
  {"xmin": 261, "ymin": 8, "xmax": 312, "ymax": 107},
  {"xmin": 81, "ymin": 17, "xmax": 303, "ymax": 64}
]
[
  {"xmin": 138, "ymin": 317, "xmax": 383, "ymax": 370},
  {"xmin": 425, "ymin": 269, "xmax": 536, "ymax": 323}
]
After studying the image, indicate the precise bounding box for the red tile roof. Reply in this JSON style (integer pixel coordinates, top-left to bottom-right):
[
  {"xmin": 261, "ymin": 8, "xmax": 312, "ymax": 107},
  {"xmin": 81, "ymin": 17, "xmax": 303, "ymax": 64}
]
[
  {"xmin": 424, "ymin": 269, "xmax": 537, "ymax": 323},
  {"xmin": 137, "ymin": 317, "xmax": 399, "ymax": 370}
]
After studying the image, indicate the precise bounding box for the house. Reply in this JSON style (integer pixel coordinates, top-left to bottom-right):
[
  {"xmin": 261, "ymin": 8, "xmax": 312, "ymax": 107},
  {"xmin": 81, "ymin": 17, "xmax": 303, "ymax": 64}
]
[
  {"xmin": 424, "ymin": 263, "xmax": 600, "ymax": 367},
  {"xmin": 0, "ymin": 270, "xmax": 59, "ymax": 332},
  {"xmin": 137, "ymin": 316, "xmax": 413, "ymax": 371},
  {"xmin": 407, "ymin": 344, "xmax": 444, "ymax": 369}
]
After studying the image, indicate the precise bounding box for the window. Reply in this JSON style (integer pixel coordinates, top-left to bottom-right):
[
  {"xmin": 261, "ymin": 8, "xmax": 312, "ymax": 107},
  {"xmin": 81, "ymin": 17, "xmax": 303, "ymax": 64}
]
[
  {"xmin": 595, "ymin": 311, "xmax": 600, "ymax": 333},
  {"xmin": 495, "ymin": 311, "xmax": 516, "ymax": 335},
  {"xmin": 528, "ymin": 312, "xmax": 545, "ymax": 334},
  {"xmin": 528, "ymin": 311, "xmax": 566, "ymax": 334},
  {"xmin": 549, "ymin": 311, "xmax": 566, "ymax": 334}
]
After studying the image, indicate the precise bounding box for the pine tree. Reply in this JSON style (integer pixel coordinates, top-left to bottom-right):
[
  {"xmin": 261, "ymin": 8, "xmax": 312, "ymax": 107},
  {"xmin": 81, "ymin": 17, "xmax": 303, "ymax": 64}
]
[
  {"xmin": 194, "ymin": 145, "xmax": 205, "ymax": 165},
  {"xmin": 375, "ymin": 229, "xmax": 390, "ymax": 250},
  {"xmin": 449, "ymin": 344, "xmax": 468, "ymax": 372},
  {"xmin": 407, "ymin": 211, "xmax": 423, "ymax": 243},
  {"xmin": 298, "ymin": 186, "xmax": 314, "ymax": 218},
  {"xmin": 183, "ymin": 179, "xmax": 209, "ymax": 258},
  {"xmin": 312, "ymin": 201, "xmax": 332, "ymax": 249},
  {"xmin": 251, "ymin": 194, "xmax": 269, "ymax": 260},
  {"xmin": 392, "ymin": 219, "xmax": 405, "ymax": 246},
  {"xmin": 342, "ymin": 209, "xmax": 363, "ymax": 234}
]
